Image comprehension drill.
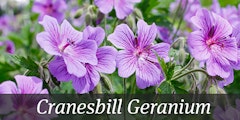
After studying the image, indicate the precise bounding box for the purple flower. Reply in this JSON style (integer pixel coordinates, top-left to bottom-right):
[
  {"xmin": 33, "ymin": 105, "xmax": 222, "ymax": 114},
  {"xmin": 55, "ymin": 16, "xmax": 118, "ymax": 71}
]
[
  {"xmin": 108, "ymin": 20, "xmax": 170, "ymax": 89},
  {"xmin": 94, "ymin": 0, "xmax": 141, "ymax": 19},
  {"xmin": 0, "ymin": 75, "xmax": 48, "ymax": 94},
  {"xmin": 36, "ymin": 15, "xmax": 98, "ymax": 78},
  {"xmin": 188, "ymin": 9, "xmax": 238, "ymax": 86},
  {"xmin": 0, "ymin": 15, "xmax": 13, "ymax": 35},
  {"xmin": 213, "ymin": 99, "xmax": 240, "ymax": 120},
  {"xmin": 0, "ymin": 75, "xmax": 55, "ymax": 120},
  {"xmin": 32, "ymin": 0, "xmax": 67, "ymax": 23},
  {"xmin": 49, "ymin": 26, "xmax": 117, "ymax": 94},
  {"xmin": 231, "ymin": 24, "xmax": 240, "ymax": 70},
  {"xmin": 157, "ymin": 26, "xmax": 172, "ymax": 44},
  {"xmin": 211, "ymin": 0, "xmax": 240, "ymax": 27},
  {"xmin": 0, "ymin": 40, "xmax": 15, "ymax": 54}
]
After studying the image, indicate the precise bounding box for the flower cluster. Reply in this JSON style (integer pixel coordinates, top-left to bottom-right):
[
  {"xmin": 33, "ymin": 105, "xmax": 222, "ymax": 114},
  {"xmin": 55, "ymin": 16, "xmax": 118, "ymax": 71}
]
[{"xmin": 37, "ymin": 15, "xmax": 117, "ymax": 93}]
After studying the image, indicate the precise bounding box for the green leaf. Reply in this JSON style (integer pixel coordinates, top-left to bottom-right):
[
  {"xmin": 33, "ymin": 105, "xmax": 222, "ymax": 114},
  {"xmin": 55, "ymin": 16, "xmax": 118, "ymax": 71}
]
[
  {"xmin": 174, "ymin": 86, "xmax": 188, "ymax": 94},
  {"xmin": 166, "ymin": 63, "xmax": 175, "ymax": 81},
  {"xmin": 159, "ymin": 81, "xmax": 173, "ymax": 94},
  {"xmin": 171, "ymin": 80, "xmax": 184, "ymax": 87},
  {"xmin": 13, "ymin": 56, "xmax": 39, "ymax": 76}
]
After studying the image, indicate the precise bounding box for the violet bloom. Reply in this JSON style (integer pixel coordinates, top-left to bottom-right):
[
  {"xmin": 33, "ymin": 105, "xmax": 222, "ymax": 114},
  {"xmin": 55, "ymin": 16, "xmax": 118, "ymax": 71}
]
[
  {"xmin": 0, "ymin": 15, "xmax": 13, "ymax": 35},
  {"xmin": 94, "ymin": 0, "xmax": 141, "ymax": 19},
  {"xmin": 211, "ymin": 0, "xmax": 240, "ymax": 27},
  {"xmin": 0, "ymin": 75, "xmax": 55, "ymax": 120},
  {"xmin": 108, "ymin": 20, "xmax": 170, "ymax": 89},
  {"xmin": 214, "ymin": 99, "xmax": 240, "ymax": 120},
  {"xmin": 36, "ymin": 15, "xmax": 98, "ymax": 78},
  {"xmin": 157, "ymin": 26, "xmax": 172, "ymax": 44},
  {"xmin": 32, "ymin": 0, "xmax": 67, "ymax": 23},
  {"xmin": 231, "ymin": 24, "xmax": 240, "ymax": 70},
  {"xmin": 0, "ymin": 75, "xmax": 48, "ymax": 94},
  {"xmin": 49, "ymin": 26, "xmax": 117, "ymax": 94},
  {"xmin": 188, "ymin": 9, "xmax": 238, "ymax": 86},
  {"xmin": 0, "ymin": 40, "xmax": 15, "ymax": 54}
]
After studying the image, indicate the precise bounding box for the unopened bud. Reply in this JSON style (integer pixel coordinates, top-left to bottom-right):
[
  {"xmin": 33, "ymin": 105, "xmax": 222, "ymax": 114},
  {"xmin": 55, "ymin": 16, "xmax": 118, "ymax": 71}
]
[
  {"xmin": 178, "ymin": 48, "xmax": 186, "ymax": 65},
  {"xmin": 85, "ymin": 13, "xmax": 92, "ymax": 25},
  {"xmin": 126, "ymin": 15, "xmax": 136, "ymax": 30},
  {"xmin": 74, "ymin": 9, "xmax": 83, "ymax": 19},
  {"xmin": 134, "ymin": 8, "xmax": 143, "ymax": 19},
  {"xmin": 208, "ymin": 85, "xmax": 217, "ymax": 94},
  {"xmin": 101, "ymin": 74, "xmax": 113, "ymax": 93}
]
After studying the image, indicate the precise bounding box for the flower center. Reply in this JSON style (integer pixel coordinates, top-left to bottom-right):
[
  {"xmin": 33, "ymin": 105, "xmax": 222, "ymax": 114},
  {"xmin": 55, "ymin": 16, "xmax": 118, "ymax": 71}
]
[
  {"xmin": 206, "ymin": 38, "xmax": 215, "ymax": 47},
  {"xmin": 59, "ymin": 38, "xmax": 75, "ymax": 52},
  {"xmin": 45, "ymin": 4, "xmax": 54, "ymax": 14}
]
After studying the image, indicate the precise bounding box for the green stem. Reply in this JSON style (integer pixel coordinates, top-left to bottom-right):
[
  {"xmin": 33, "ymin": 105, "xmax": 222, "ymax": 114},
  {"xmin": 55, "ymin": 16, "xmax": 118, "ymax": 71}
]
[
  {"xmin": 171, "ymin": 69, "xmax": 208, "ymax": 81},
  {"xmin": 123, "ymin": 78, "xmax": 126, "ymax": 94},
  {"xmin": 42, "ymin": 56, "xmax": 54, "ymax": 67},
  {"xmin": 174, "ymin": 57, "xmax": 194, "ymax": 76},
  {"xmin": 170, "ymin": 37, "xmax": 185, "ymax": 48}
]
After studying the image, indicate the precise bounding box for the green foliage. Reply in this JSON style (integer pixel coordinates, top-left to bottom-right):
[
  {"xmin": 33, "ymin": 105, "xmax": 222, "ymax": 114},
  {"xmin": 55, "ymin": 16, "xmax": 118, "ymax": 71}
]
[{"xmin": 158, "ymin": 81, "xmax": 173, "ymax": 94}]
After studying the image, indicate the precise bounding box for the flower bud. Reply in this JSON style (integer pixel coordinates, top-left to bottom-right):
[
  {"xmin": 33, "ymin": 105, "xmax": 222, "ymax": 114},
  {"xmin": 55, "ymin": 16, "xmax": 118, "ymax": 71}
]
[
  {"xmin": 101, "ymin": 74, "xmax": 113, "ymax": 93},
  {"xmin": 85, "ymin": 13, "xmax": 92, "ymax": 25},
  {"xmin": 74, "ymin": 9, "xmax": 83, "ymax": 19},
  {"xmin": 208, "ymin": 85, "xmax": 217, "ymax": 94},
  {"xmin": 126, "ymin": 15, "xmax": 136, "ymax": 31},
  {"xmin": 134, "ymin": 8, "xmax": 143, "ymax": 19},
  {"xmin": 178, "ymin": 48, "xmax": 186, "ymax": 65}
]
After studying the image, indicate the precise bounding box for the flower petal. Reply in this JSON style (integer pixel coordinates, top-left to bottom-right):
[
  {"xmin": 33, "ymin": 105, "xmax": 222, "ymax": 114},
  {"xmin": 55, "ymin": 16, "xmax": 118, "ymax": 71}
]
[
  {"xmin": 63, "ymin": 55, "xmax": 87, "ymax": 78},
  {"xmin": 137, "ymin": 20, "xmax": 157, "ymax": 48},
  {"xmin": 187, "ymin": 31, "xmax": 211, "ymax": 61},
  {"xmin": 39, "ymin": 15, "xmax": 61, "ymax": 45},
  {"xmin": 149, "ymin": 43, "xmax": 170, "ymax": 62},
  {"xmin": 60, "ymin": 20, "xmax": 83, "ymax": 44},
  {"xmin": 217, "ymin": 38, "xmax": 238, "ymax": 62},
  {"xmin": 83, "ymin": 26, "xmax": 105, "ymax": 46},
  {"xmin": 94, "ymin": 0, "xmax": 114, "ymax": 14},
  {"xmin": 117, "ymin": 50, "xmax": 137, "ymax": 78},
  {"xmin": 94, "ymin": 46, "xmax": 117, "ymax": 74},
  {"xmin": 15, "ymin": 75, "xmax": 44, "ymax": 94},
  {"xmin": 36, "ymin": 32, "xmax": 61, "ymax": 56},
  {"xmin": 218, "ymin": 70, "xmax": 234, "ymax": 88},
  {"xmin": 136, "ymin": 59, "xmax": 162, "ymax": 89},
  {"xmin": 108, "ymin": 24, "xmax": 135, "ymax": 50},
  {"xmin": 64, "ymin": 40, "xmax": 98, "ymax": 65},
  {"xmin": 0, "ymin": 81, "xmax": 17, "ymax": 94},
  {"xmin": 114, "ymin": 0, "xmax": 133, "ymax": 19},
  {"xmin": 72, "ymin": 65, "xmax": 100, "ymax": 94},
  {"xmin": 206, "ymin": 56, "xmax": 231, "ymax": 78},
  {"xmin": 49, "ymin": 57, "xmax": 73, "ymax": 82}
]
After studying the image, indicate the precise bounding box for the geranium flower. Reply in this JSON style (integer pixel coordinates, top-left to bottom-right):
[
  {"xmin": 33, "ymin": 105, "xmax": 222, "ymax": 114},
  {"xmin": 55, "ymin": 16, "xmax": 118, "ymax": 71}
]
[
  {"xmin": 0, "ymin": 75, "xmax": 55, "ymax": 120},
  {"xmin": 49, "ymin": 26, "xmax": 117, "ymax": 94},
  {"xmin": 0, "ymin": 40, "xmax": 15, "ymax": 54},
  {"xmin": 108, "ymin": 20, "xmax": 170, "ymax": 89},
  {"xmin": 32, "ymin": 0, "xmax": 67, "ymax": 23},
  {"xmin": 211, "ymin": 0, "xmax": 240, "ymax": 27},
  {"xmin": 188, "ymin": 9, "xmax": 238, "ymax": 86},
  {"xmin": 0, "ymin": 15, "xmax": 13, "ymax": 35},
  {"xmin": 94, "ymin": 0, "xmax": 141, "ymax": 19},
  {"xmin": 0, "ymin": 75, "xmax": 48, "ymax": 94},
  {"xmin": 36, "ymin": 15, "xmax": 98, "ymax": 78}
]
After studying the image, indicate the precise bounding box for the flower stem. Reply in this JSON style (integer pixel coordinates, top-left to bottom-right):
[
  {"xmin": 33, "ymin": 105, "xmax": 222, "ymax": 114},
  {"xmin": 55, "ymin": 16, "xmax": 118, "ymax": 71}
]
[
  {"xmin": 42, "ymin": 56, "xmax": 54, "ymax": 67},
  {"xmin": 174, "ymin": 57, "xmax": 194, "ymax": 76},
  {"xmin": 171, "ymin": 69, "xmax": 208, "ymax": 81},
  {"xmin": 170, "ymin": 37, "xmax": 185, "ymax": 48},
  {"xmin": 123, "ymin": 78, "xmax": 126, "ymax": 94}
]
